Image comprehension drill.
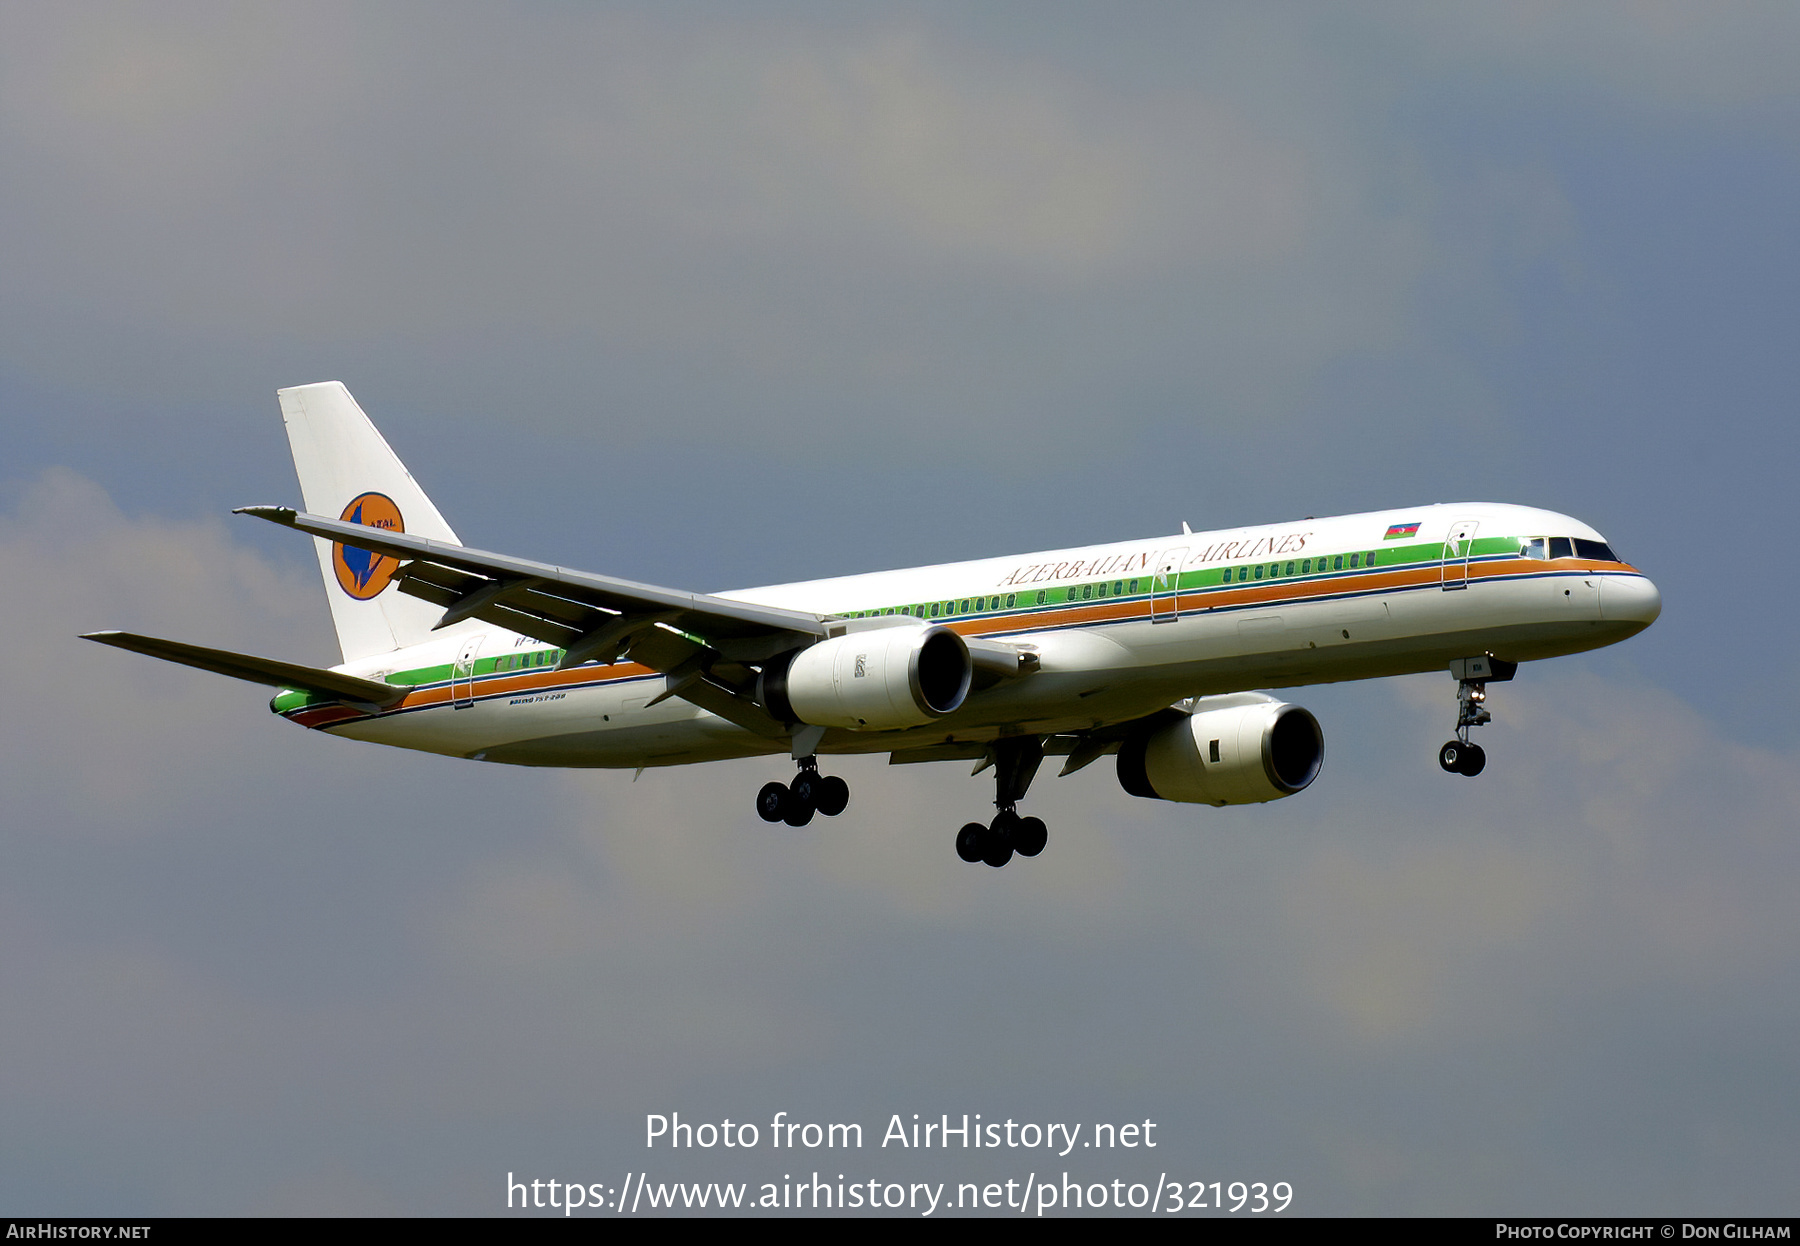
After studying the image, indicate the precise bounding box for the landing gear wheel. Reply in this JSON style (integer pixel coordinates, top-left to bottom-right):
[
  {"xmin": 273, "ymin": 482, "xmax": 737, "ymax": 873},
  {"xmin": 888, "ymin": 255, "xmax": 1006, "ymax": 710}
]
[
  {"xmin": 983, "ymin": 811, "xmax": 1018, "ymax": 868},
  {"xmin": 956, "ymin": 822, "xmax": 986, "ymax": 863},
  {"xmin": 1439, "ymin": 740, "xmax": 1487, "ymax": 777},
  {"xmin": 1013, "ymin": 816, "xmax": 1048, "ymax": 857},
  {"xmin": 782, "ymin": 786, "xmax": 815, "ymax": 827},
  {"xmin": 789, "ymin": 769, "xmax": 821, "ymax": 809},
  {"xmin": 815, "ymin": 775, "xmax": 849, "ymax": 817},
  {"xmin": 755, "ymin": 781, "xmax": 788, "ymax": 823}
]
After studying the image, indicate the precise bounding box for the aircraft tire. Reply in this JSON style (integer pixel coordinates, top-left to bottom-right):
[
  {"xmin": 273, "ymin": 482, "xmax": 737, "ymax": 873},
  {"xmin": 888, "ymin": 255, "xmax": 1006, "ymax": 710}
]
[
  {"xmin": 756, "ymin": 781, "xmax": 788, "ymax": 823},
  {"xmin": 956, "ymin": 822, "xmax": 986, "ymax": 863},
  {"xmin": 1014, "ymin": 816, "xmax": 1048, "ymax": 858},
  {"xmin": 1457, "ymin": 743, "xmax": 1487, "ymax": 777},
  {"xmin": 983, "ymin": 811, "xmax": 1018, "ymax": 868},
  {"xmin": 783, "ymin": 788, "xmax": 816, "ymax": 827},
  {"xmin": 1438, "ymin": 742, "xmax": 1463, "ymax": 773},
  {"xmin": 790, "ymin": 770, "xmax": 820, "ymax": 808},
  {"xmin": 815, "ymin": 775, "xmax": 849, "ymax": 817}
]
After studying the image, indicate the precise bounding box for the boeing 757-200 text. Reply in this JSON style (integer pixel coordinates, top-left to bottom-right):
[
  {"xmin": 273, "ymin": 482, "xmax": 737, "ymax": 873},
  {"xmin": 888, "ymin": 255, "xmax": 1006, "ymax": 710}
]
[{"xmin": 85, "ymin": 383, "xmax": 1661, "ymax": 866}]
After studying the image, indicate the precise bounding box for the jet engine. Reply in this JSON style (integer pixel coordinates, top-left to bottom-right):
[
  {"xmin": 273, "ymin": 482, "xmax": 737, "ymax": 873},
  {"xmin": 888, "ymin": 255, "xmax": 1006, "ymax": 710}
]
[
  {"xmin": 763, "ymin": 625, "xmax": 972, "ymax": 730},
  {"xmin": 1117, "ymin": 696, "xmax": 1323, "ymax": 805}
]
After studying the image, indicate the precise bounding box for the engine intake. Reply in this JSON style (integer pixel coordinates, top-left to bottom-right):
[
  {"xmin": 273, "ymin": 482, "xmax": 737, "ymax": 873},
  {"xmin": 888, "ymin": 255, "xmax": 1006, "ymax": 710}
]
[
  {"xmin": 1118, "ymin": 698, "xmax": 1323, "ymax": 805},
  {"xmin": 763, "ymin": 625, "xmax": 972, "ymax": 730}
]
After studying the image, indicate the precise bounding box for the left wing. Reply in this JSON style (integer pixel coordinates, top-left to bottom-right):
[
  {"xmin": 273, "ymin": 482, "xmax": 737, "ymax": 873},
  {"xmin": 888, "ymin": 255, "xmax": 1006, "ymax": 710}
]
[
  {"xmin": 238, "ymin": 506, "xmax": 1041, "ymax": 740},
  {"xmin": 237, "ymin": 506, "xmax": 827, "ymax": 664},
  {"xmin": 238, "ymin": 506, "xmax": 834, "ymax": 739}
]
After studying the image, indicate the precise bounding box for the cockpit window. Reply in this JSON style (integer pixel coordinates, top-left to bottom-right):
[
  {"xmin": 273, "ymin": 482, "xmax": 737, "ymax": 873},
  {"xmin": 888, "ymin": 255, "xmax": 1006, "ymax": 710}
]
[
  {"xmin": 1548, "ymin": 537, "xmax": 1574, "ymax": 560},
  {"xmin": 1573, "ymin": 538, "xmax": 1617, "ymax": 562},
  {"xmin": 1522, "ymin": 538, "xmax": 1547, "ymax": 560}
]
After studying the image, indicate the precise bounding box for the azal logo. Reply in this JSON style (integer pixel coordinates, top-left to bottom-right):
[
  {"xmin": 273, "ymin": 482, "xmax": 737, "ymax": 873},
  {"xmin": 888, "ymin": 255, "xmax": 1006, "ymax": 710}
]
[{"xmin": 332, "ymin": 492, "xmax": 404, "ymax": 600}]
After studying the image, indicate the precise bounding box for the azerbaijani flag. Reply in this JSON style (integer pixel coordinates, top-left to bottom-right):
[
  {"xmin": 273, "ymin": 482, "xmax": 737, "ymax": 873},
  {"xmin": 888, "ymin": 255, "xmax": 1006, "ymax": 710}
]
[{"xmin": 1383, "ymin": 522, "xmax": 1421, "ymax": 540}]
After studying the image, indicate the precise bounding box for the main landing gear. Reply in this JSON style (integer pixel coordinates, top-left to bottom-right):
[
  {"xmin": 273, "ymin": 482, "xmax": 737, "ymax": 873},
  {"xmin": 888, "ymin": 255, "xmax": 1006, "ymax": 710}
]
[
  {"xmin": 955, "ymin": 737, "xmax": 1049, "ymax": 868},
  {"xmin": 755, "ymin": 756, "xmax": 850, "ymax": 827},
  {"xmin": 1438, "ymin": 656, "xmax": 1517, "ymax": 778}
]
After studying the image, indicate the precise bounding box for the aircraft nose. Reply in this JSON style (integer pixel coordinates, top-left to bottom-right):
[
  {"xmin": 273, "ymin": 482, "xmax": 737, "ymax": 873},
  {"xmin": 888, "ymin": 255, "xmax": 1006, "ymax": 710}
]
[{"xmin": 1601, "ymin": 574, "xmax": 1662, "ymax": 627}]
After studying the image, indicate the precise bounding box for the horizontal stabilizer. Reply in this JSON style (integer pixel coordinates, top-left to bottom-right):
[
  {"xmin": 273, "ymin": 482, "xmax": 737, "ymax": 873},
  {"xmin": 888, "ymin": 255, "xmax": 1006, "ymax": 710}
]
[{"xmin": 81, "ymin": 632, "xmax": 409, "ymax": 709}]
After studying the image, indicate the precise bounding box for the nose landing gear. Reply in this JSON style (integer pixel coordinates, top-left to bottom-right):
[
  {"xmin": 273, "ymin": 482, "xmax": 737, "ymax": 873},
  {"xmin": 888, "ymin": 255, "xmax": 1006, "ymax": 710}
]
[{"xmin": 1438, "ymin": 656, "xmax": 1516, "ymax": 778}]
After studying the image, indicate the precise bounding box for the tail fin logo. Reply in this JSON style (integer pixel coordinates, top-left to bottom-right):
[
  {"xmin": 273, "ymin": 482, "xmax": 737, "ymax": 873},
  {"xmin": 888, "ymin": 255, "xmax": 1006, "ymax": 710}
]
[{"xmin": 332, "ymin": 492, "xmax": 405, "ymax": 600}]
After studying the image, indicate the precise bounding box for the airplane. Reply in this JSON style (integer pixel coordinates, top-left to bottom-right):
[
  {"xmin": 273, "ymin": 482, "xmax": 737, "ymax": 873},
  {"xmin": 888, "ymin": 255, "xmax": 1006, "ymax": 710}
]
[{"xmin": 84, "ymin": 382, "xmax": 1662, "ymax": 868}]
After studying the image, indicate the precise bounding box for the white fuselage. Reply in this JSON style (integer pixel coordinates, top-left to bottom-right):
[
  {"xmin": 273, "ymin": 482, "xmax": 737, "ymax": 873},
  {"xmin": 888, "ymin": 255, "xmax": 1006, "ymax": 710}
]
[{"xmin": 282, "ymin": 501, "xmax": 1661, "ymax": 768}]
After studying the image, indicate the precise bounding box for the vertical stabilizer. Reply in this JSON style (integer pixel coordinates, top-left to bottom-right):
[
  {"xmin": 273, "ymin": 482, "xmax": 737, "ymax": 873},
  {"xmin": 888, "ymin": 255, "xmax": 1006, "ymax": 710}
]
[{"xmin": 278, "ymin": 382, "xmax": 471, "ymax": 663}]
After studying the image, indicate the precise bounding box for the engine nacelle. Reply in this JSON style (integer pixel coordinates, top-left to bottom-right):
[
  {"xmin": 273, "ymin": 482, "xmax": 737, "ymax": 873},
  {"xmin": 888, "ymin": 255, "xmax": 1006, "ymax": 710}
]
[
  {"xmin": 766, "ymin": 625, "xmax": 973, "ymax": 730},
  {"xmin": 1117, "ymin": 697, "xmax": 1324, "ymax": 806}
]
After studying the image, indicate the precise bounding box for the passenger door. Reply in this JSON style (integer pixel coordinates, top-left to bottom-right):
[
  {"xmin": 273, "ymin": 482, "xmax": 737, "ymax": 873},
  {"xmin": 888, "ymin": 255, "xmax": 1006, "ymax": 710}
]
[
  {"xmin": 452, "ymin": 637, "xmax": 481, "ymax": 709},
  {"xmin": 1441, "ymin": 520, "xmax": 1479, "ymax": 590},
  {"xmin": 1151, "ymin": 547, "xmax": 1188, "ymax": 622}
]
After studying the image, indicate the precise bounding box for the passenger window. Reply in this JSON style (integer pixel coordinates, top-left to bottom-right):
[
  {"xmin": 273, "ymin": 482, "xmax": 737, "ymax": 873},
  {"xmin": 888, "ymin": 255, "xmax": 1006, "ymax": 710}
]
[
  {"xmin": 1130, "ymin": 579, "xmax": 1139, "ymax": 593},
  {"xmin": 1254, "ymin": 565, "xmax": 1264, "ymax": 580},
  {"xmin": 1081, "ymin": 584, "xmax": 1092, "ymax": 600},
  {"xmin": 930, "ymin": 603, "xmax": 940, "ymax": 617},
  {"xmin": 1285, "ymin": 561, "xmax": 1295, "ymax": 576},
  {"xmin": 1005, "ymin": 594, "xmax": 1016, "ymax": 608},
  {"xmin": 1301, "ymin": 559, "xmax": 1311, "ymax": 574},
  {"xmin": 1549, "ymin": 538, "xmax": 1574, "ymax": 560},
  {"xmin": 1238, "ymin": 567, "xmax": 1249, "ymax": 582},
  {"xmin": 1349, "ymin": 553, "xmax": 1360, "ymax": 568},
  {"xmin": 1095, "ymin": 582, "xmax": 1107, "ymax": 598},
  {"xmin": 1036, "ymin": 591, "xmax": 1047, "ymax": 605},
  {"xmin": 1333, "ymin": 556, "xmax": 1344, "ymax": 571},
  {"xmin": 1113, "ymin": 581, "xmax": 1123, "ymax": 595}
]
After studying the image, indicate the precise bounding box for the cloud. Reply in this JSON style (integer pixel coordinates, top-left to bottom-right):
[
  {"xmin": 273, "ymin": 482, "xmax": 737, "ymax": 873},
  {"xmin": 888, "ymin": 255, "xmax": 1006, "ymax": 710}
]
[
  {"xmin": 1, "ymin": 5, "xmax": 1797, "ymax": 1209},
  {"xmin": 0, "ymin": 468, "xmax": 328, "ymax": 835},
  {"xmin": 1278, "ymin": 672, "xmax": 1800, "ymax": 1047},
  {"xmin": 0, "ymin": 472, "xmax": 1794, "ymax": 1212},
  {"xmin": 0, "ymin": 5, "xmax": 1404, "ymax": 456},
  {"xmin": 1352, "ymin": 1, "xmax": 1800, "ymax": 111}
]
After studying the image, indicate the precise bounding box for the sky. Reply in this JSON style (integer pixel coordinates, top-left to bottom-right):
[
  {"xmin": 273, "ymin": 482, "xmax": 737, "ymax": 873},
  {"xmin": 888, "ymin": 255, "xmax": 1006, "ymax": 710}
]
[{"xmin": 2, "ymin": 1, "xmax": 1797, "ymax": 1217}]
